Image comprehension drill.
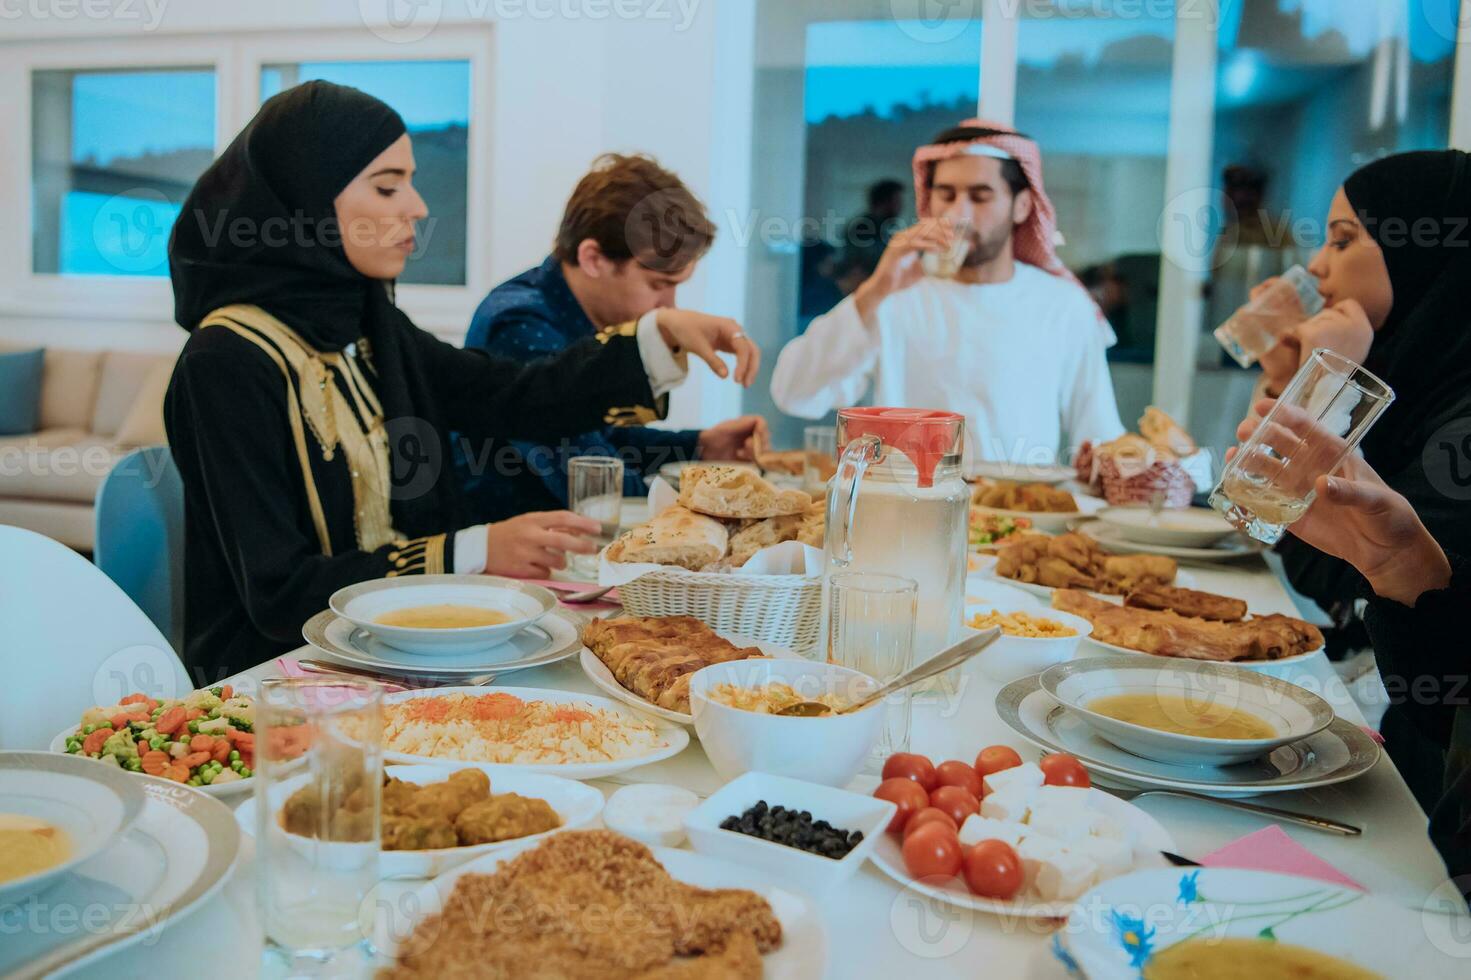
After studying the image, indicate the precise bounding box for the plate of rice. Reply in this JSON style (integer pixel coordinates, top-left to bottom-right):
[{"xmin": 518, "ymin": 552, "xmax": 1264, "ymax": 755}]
[{"xmin": 379, "ymin": 687, "xmax": 690, "ymax": 779}]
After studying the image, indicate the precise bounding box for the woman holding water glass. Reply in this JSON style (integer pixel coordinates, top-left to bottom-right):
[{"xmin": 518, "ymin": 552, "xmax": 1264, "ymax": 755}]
[{"xmin": 164, "ymin": 81, "xmax": 756, "ymax": 680}]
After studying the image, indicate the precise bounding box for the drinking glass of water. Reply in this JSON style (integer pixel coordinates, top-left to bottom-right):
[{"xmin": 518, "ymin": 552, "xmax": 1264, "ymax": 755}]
[
  {"xmin": 921, "ymin": 218, "xmax": 973, "ymax": 279},
  {"xmin": 803, "ymin": 424, "xmax": 837, "ymax": 495},
  {"xmin": 568, "ymin": 456, "xmax": 624, "ymax": 578},
  {"xmin": 827, "ymin": 572, "xmax": 918, "ymax": 771},
  {"xmin": 1209, "ymin": 348, "xmax": 1393, "ymax": 543},
  {"xmin": 256, "ymin": 677, "xmax": 383, "ymax": 971},
  {"xmin": 1213, "ymin": 265, "xmax": 1325, "ymax": 368}
]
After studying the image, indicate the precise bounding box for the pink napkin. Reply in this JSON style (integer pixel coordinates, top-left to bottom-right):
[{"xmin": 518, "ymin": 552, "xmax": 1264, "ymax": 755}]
[
  {"xmin": 516, "ymin": 577, "xmax": 623, "ymax": 613},
  {"xmin": 272, "ymin": 657, "xmax": 408, "ymax": 691},
  {"xmin": 1200, "ymin": 825, "xmax": 1365, "ymax": 891}
]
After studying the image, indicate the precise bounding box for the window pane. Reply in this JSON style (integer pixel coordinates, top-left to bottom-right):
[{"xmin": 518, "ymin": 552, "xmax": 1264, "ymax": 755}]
[
  {"xmin": 32, "ymin": 68, "xmax": 215, "ymax": 276},
  {"xmin": 261, "ymin": 61, "xmax": 470, "ymax": 286}
]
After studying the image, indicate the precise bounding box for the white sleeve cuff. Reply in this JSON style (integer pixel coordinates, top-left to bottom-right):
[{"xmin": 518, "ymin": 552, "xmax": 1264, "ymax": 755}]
[
  {"xmin": 636, "ymin": 309, "xmax": 689, "ymax": 398},
  {"xmin": 452, "ymin": 525, "xmax": 488, "ymax": 574}
]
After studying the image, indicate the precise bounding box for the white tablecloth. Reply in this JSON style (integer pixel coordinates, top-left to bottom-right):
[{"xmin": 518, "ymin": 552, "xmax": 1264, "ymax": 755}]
[{"xmin": 86, "ymin": 556, "xmax": 1471, "ymax": 978}]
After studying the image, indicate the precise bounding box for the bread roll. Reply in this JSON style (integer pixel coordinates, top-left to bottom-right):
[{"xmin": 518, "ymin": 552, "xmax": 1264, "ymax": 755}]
[
  {"xmin": 678, "ymin": 464, "xmax": 811, "ymax": 519},
  {"xmin": 1139, "ymin": 406, "xmax": 1196, "ymax": 457},
  {"xmin": 606, "ymin": 505, "xmax": 728, "ymax": 570}
]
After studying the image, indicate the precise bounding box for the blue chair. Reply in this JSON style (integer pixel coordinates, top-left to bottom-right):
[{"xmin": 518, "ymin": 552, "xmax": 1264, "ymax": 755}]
[{"xmin": 94, "ymin": 446, "xmax": 185, "ymax": 653}]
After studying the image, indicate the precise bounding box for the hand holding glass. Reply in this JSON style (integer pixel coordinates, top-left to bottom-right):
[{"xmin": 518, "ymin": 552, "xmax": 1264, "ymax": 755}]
[
  {"xmin": 921, "ymin": 218, "xmax": 973, "ymax": 279},
  {"xmin": 1214, "ymin": 265, "xmax": 1325, "ymax": 368}
]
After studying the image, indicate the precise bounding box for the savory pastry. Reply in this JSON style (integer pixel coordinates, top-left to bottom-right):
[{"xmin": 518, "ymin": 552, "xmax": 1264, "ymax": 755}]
[
  {"xmin": 721, "ymin": 500, "xmax": 826, "ymax": 567},
  {"xmin": 605, "ymin": 504, "xmax": 728, "ymax": 571},
  {"xmin": 973, "ymin": 480, "xmax": 1078, "ymax": 513},
  {"xmin": 995, "ymin": 532, "xmax": 1175, "ymax": 594},
  {"xmin": 755, "ymin": 449, "xmax": 805, "ymax": 475},
  {"xmin": 677, "ymin": 463, "xmax": 811, "ymax": 519},
  {"xmin": 1125, "ymin": 585, "xmax": 1247, "ymax": 622},
  {"xmin": 1053, "ymin": 589, "xmax": 1322, "ymax": 662},
  {"xmin": 582, "ymin": 615, "xmax": 767, "ymax": 713},
  {"xmin": 454, "ymin": 793, "xmax": 560, "ymax": 845},
  {"xmin": 1139, "ymin": 406, "xmax": 1196, "ymax": 456}
]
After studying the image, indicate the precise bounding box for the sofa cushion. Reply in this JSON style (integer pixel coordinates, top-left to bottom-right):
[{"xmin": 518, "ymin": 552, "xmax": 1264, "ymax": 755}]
[
  {"xmin": 39, "ymin": 348, "xmax": 103, "ymax": 432},
  {"xmin": 0, "ymin": 430, "xmax": 125, "ymax": 504},
  {"xmin": 92, "ymin": 351, "xmax": 174, "ymax": 437},
  {"xmin": 0, "ymin": 348, "xmax": 44, "ymax": 435},
  {"xmin": 114, "ymin": 360, "xmax": 172, "ymax": 448}
]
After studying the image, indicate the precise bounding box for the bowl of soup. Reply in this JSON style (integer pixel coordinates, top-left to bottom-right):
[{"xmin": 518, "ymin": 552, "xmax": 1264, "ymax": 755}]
[
  {"xmin": 330, "ymin": 575, "xmax": 557, "ymax": 656},
  {"xmin": 0, "ymin": 751, "xmax": 145, "ymax": 904},
  {"xmin": 1038, "ymin": 657, "xmax": 1334, "ymax": 766}
]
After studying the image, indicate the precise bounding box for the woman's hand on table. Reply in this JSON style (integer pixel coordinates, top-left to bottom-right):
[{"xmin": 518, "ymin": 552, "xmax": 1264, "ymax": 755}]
[
  {"xmin": 484, "ymin": 511, "xmax": 601, "ymax": 578},
  {"xmin": 655, "ymin": 309, "xmax": 761, "ymax": 386},
  {"xmin": 1232, "ymin": 399, "xmax": 1450, "ymax": 606}
]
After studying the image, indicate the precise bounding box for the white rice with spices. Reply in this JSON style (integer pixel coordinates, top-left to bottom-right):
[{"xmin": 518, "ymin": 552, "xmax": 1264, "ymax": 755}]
[{"xmin": 382, "ymin": 692, "xmax": 668, "ymax": 765}]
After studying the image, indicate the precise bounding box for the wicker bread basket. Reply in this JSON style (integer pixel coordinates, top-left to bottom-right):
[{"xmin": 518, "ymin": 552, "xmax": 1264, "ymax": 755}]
[{"xmin": 613, "ymin": 567, "xmax": 823, "ymax": 655}]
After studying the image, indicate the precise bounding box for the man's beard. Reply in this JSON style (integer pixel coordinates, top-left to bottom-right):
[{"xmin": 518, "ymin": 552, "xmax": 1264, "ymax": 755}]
[{"xmin": 962, "ymin": 223, "xmax": 1014, "ymax": 268}]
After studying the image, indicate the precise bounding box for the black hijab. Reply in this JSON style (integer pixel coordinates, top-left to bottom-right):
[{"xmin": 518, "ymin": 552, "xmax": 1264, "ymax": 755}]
[
  {"xmin": 1345, "ymin": 150, "xmax": 1471, "ymax": 474},
  {"xmin": 170, "ymin": 80, "xmax": 467, "ymax": 536},
  {"xmin": 169, "ymin": 80, "xmax": 407, "ymax": 350}
]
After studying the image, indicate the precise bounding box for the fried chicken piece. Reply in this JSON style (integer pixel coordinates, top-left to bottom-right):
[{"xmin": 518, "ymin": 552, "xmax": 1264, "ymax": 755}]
[
  {"xmin": 454, "ymin": 793, "xmax": 560, "ymax": 845},
  {"xmin": 382, "ymin": 776, "xmax": 421, "ymax": 817},
  {"xmin": 383, "ymin": 814, "xmax": 458, "ymax": 850},
  {"xmin": 1036, "ymin": 556, "xmax": 1099, "ymax": 590},
  {"xmin": 1126, "ymin": 585, "xmax": 1247, "ymax": 622},
  {"xmin": 1235, "ymin": 614, "xmax": 1324, "ymax": 660},
  {"xmin": 1052, "ymin": 590, "xmax": 1322, "ymax": 662},
  {"xmin": 641, "ymin": 934, "xmax": 763, "ymax": 979},
  {"xmin": 1049, "ymin": 532, "xmax": 1103, "ymax": 574},
  {"xmin": 1099, "ymin": 554, "xmax": 1177, "ymax": 592}
]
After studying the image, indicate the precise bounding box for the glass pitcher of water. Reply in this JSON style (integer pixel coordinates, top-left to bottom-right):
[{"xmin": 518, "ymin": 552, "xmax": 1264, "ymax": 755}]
[{"xmin": 824, "ymin": 408, "xmax": 969, "ymax": 668}]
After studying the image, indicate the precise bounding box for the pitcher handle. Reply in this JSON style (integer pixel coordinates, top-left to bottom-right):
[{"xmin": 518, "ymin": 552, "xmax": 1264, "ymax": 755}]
[{"xmin": 827, "ymin": 433, "xmax": 883, "ymax": 568}]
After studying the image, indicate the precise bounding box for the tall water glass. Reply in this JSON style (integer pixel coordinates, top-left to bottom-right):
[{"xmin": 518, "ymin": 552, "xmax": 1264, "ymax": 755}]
[
  {"xmin": 921, "ymin": 218, "xmax": 973, "ymax": 279},
  {"xmin": 1209, "ymin": 348, "xmax": 1394, "ymax": 543},
  {"xmin": 1213, "ymin": 265, "xmax": 1325, "ymax": 368},
  {"xmin": 803, "ymin": 424, "xmax": 837, "ymax": 495},
  {"xmin": 827, "ymin": 572, "xmax": 918, "ymax": 770},
  {"xmin": 568, "ymin": 455, "xmax": 624, "ymax": 577},
  {"xmin": 256, "ymin": 678, "xmax": 383, "ymax": 970}
]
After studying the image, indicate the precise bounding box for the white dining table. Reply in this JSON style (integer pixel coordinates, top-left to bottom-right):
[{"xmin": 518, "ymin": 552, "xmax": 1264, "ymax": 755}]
[{"xmin": 85, "ymin": 555, "xmax": 1471, "ymax": 978}]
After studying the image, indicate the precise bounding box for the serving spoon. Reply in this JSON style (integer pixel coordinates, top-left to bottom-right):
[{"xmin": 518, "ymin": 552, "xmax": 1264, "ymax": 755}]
[{"xmin": 774, "ymin": 627, "xmax": 1004, "ymax": 717}]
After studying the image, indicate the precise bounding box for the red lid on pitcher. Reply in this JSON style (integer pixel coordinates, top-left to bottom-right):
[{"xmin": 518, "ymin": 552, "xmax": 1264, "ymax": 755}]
[{"xmin": 838, "ymin": 407, "xmax": 964, "ymax": 488}]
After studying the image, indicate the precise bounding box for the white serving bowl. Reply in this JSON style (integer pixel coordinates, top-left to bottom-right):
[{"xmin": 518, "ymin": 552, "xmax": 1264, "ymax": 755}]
[
  {"xmin": 329, "ymin": 574, "xmax": 555, "ymax": 656},
  {"xmin": 1038, "ymin": 657, "xmax": 1335, "ymax": 766},
  {"xmin": 683, "ymin": 771, "xmax": 895, "ymax": 895},
  {"xmin": 1096, "ymin": 506, "xmax": 1236, "ymax": 548},
  {"xmin": 963, "ymin": 607, "xmax": 1093, "ymax": 683},
  {"xmin": 688, "ymin": 659, "xmax": 884, "ymax": 787}
]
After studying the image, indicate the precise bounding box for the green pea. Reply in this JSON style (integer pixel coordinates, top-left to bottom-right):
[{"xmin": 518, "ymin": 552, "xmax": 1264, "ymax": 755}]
[
  {"xmin": 199, "ymin": 770, "xmax": 214, "ymax": 785},
  {"xmin": 83, "ymin": 724, "xmax": 97, "ymax": 735},
  {"xmin": 187, "ymin": 721, "xmax": 200, "ymax": 734},
  {"xmin": 230, "ymin": 761, "xmax": 243, "ymax": 771},
  {"xmin": 239, "ymin": 767, "xmax": 252, "ymax": 778},
  {"xmin": 229, "ymin": 750, "xmax": 241, "ymax": 762},
  {"xmin": 149, "ymin": 736, "xmax": 166, "ymax": 750},
  {"xmin": 188, "ymin": 776, "xmax": 201, "ymax": 786}
]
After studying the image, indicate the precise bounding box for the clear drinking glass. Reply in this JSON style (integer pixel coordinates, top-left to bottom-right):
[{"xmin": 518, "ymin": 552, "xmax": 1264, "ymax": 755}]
[
  {"xmin": 256, "ymin": 677, "xmax": 383, "ymax": 970},
  {"xmin": 921, "ymin": 218, "xmax": 973, "ymax": 279},
  {"xmin": 827, "ymin": 572, "xmax": 918, "ymax": 770},
  {"xmin": 568, "ymin": 455, "xmax": 624, "ymax": 577},
  {"xmin": 803, "ymin": 424, "xmax": 838, "ymax": 495},
  {"xmin": 1209, "ymin": 348, "xmax": 1394, "ymax": 544},
  {"xmin": 1213, "ymin": 265, "xmax": 1325, "ymax": 368}
]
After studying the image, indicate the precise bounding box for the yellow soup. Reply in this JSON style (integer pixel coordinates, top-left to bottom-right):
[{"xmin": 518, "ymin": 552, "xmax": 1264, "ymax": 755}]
[
  {"xmin": 1143, "ymin": 937, "xmax": 1382, "ymax": 980},
  {"xmin": 1086, "ymin": 692, "xmax": 1276, "ymax": 740},
  {"xmin": 376, "ymin": 605, "xmax": 512, "ymax": 629},
  {"xmin": 0, "ymin": 814, "xmax": 72, "ymax": 884}
]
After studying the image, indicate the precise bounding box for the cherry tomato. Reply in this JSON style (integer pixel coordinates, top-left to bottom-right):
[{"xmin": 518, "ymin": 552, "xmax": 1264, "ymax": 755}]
[
  {"xmin": 1039, "ymin": 753, "xmax": 1091, "ymax": 788},
  {"xmin": 881, "ymin": 753, "xmax": 938, "ymax": 792},
  {"xmin": 928, "ymin": 784, "xmax": 981, "ymax": 828},
  {"xmin": 901, "ymin": 822, "xmax": 964, "ymax": 882},
  {"xmin": 975, "ymin": 745, "xmax": 1023, "ymax": 777},
  {"xmin": 874, "ymin": 777, "xmax": 931, "ymax": 834},
  {"xmin": 902, "ymin": 807, "xmax": 958, "ymax": 843},
  {"xmin": 934, "ymin": 760, "xmax": 984, "ymax": 798},
  {"xmin": 963, "ymin": 839, "xmax": 1023, "ymax": 899}
]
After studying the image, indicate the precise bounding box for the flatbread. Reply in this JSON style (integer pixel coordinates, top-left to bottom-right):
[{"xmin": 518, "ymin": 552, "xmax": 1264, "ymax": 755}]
[
  {"xmin": 606, "ymin": 505, "xmax": 727, "ymax": 571},
  {"xmin": 677, "ymin": 464, "xmax": 811, "ymax": 519}
]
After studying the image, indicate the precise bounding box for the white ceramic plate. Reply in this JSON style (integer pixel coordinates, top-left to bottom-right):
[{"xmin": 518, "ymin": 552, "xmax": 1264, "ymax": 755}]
[
  {"xmin": 1057, "ymin": 868, "xmax": 1460, "ymax": 979},
  {"xmin": 1076, "ymin": 519, "xmax": 1265, "ymax": 562},
  {"xmin": 968, "ymin": 461, "xmax": 1076, "ymax": 485},
  {"xmin": 964, "ymin": 579, "xmax": 1049, "ymax": 614},
  {"xmin": 969, "ymin": 555, "xmax": 1197, "ymax": 603},
  {"xmin": 0, "ymin": 751, "xmax": 145, "ymax": 904},
  {"xmin": 302, "ymin": 607, "xmax": 586, "ymax": 677},
  {"xmin": 234, "ymin": 764, "xmax": 604, "ymax": 879},
  {"xmin": 995, "ymin": 676, "xmax": 1380, "ymax": 797},
  {"xmin": 579, "ymin": 634, "xmax": 803, "ymax": 726},
  {"xmin": 371, "ymin": 836, "xmax": 828, "ymax": 978},
  {"xmin": 2, "ymin": 777, "xmax": 240, "ymax": 980},
  {"xmin": 869, "ymin": 787, "xmax": 1176, "ymax": 918},
  {"xmin": 971, "ymin": 494, "xmax": 1107, "ymax": 534},
  {"xmin": 381, "ymin": 685, "xmax": 690, "ymax": 779},
  {"xmin": 329, "ymin": 574, "xmax": 557, "ymax": 655},
  {"xmin": 1037, "ymin": 658, "xmax": 1335, "ymax": 766},
  {"xmin": 46, "ymin": 730, "xmax": 255, "ymax": 799},
  {"xmin": 1094, "ymin": 506, "xmax": 1237, "ymax": 548},
  {"xmin": 1082, "ymin": 633, "xmax": 1321, "ymax": 672}
]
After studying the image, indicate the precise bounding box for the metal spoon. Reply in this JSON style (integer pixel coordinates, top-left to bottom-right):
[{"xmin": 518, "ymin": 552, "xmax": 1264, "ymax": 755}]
[
  {"xmin": 774, "ymin": 628, "xmax": 1004, "ymax": 717},
  {"xmin": 295, "ymin": 658, "xmax": 498, "ymax": 688}
]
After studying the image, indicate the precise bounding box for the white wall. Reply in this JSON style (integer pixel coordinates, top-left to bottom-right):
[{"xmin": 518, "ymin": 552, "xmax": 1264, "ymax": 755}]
[{"xmin": 0, "ymin": 0, "xmax": 755, "ymax": 428}]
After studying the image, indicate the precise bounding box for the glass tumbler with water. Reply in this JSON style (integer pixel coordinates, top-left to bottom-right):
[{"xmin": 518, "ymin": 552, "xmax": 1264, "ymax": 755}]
[
  {"xmin": 1209, "ymin": 348, "xmax": 1394, "ymax": 543},
  {"xmin": 921, "ymin": 218, "xmax": 973, "ymax": 279},
  {"xmin": 256, "ymin": 677, "xmax": 383, "ymax": 969},
  {"xmin": 1213, "ymin": 265, "xmax": 1325, "ymax": 368},
  {"xmin": 803, "ymin": 424, "xmax": 838, "ymax": 495},
  {"xmin": 828, "ymin": 571, "xmax": 918, "ymax": 768},
  {"xmin": 568, "ymin": 455, "xmax": 624, "ymax": 577}
]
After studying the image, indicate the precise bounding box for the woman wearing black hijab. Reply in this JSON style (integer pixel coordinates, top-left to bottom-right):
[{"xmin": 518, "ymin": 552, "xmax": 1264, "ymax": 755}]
[
  {"xmin": 165, "ymin": 82, "xmax": 757, "ymax": 681},
  {"xmin": 1249, "ymin": 150, "xmax": 1471, "ymax": 805}
]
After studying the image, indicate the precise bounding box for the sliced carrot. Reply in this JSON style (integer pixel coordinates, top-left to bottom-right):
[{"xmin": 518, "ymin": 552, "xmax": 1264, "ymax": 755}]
[
  {"xmin": 189, "ymin": 733, "xmax": 214, "ymax": 753},
  {"xmin": 211, "ymin": 740, "xmax": 232, "ymax": 763},
  {"xmin": 82, "ymin": 727, "xmax": 114, "ymax": 755},
  {"xmin": 220, "ymin": 685, "xmax": 233, "ymax": 700},
  {"xmin": 185, "ymin": 708, "xmax": 204, "ymax": 721},
  {"xmin": 155, "ymin": 706, "xmax": 186, "ymax": 736},
  {"xmin": 136, "ymin": 739, "xmax": 150, "ymax": 756},
  {"xmin": 225, "ymin": 728, "xmax": 254, "ymax": 747},
  {"xmin": 119, "ymin": 693, "xmax": 148, "ymax": 706},
  {"xmin": 179, "ymin": 751, "xmax": 210, "ymax": 769},
  {"xmin": 141, "ymin": 750, "xmax": 169, "ymax": 775},
  {"xmin": 163, "ymin": 764, "xmax": 190, "ymax": 783}
]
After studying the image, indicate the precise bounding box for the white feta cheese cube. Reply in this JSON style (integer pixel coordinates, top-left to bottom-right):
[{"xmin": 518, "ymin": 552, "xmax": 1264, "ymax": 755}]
[
  {"xmin": 1092, "ymin": 814, "xmax": 1130, "ymax": 843},
  {"xmin": 1033, "ymin": 785, "xmax": 1093, "ymax": 813},
  {"xmin": 1034, "ymin": 850, "xmax": 1099, "ymax": 901},
  {"xmin": 980, "ymin": 787, "xmax": 1032, "ymax": 823},
  {"xmin": 1068, "ymin": 835, "xmax": 1134, "ymax": 880},
  {"xmin": 1016, "ymin": 835, "xmax": 1066, "ymax": 893},
  {"xmin": 983, "ymin": 762, "xmax": 1044, "ymax": 798},
  {"xmin": 1026, "ymin": 808, "xmax": 1096, "ymax": 843},
  {"xmin": 958, "ymin": 814, "xmax": 1028, "ymax": 849}
]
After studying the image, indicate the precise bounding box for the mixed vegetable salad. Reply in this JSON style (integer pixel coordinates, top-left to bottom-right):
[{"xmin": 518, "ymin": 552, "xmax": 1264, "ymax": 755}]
[
  {"xmin": 968, "ymin": 511, "xmax": 1034, "ymax": 549},
  {"xmin": 64, "ymin": 686, "xmax": 255, "ymax": 787}
]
